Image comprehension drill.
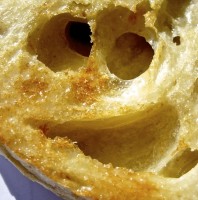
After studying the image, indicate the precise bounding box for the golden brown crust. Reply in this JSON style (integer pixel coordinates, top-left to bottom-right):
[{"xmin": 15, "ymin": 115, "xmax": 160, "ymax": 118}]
[{"xmin": 0, "ymin": 0, "xmax": 197, "ymax": 199}]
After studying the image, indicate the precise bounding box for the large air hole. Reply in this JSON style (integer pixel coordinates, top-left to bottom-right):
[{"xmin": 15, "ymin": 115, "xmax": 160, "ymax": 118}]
[
  {"xmin": 27, "ymin": 14, "xmax": 91, "ymax": 72},
  {"xmin": 65, "ymin": 21, "xmax": 92, "ymax": 57},
  {"xmin": 160, "ymin": 149, "xmax": 198, "ymax": 178},
  {"xmin": 34, "ymin": 103, "xmax": 178, "ymax": 171},
  {"xmin": 106, "ymin": 32, "xmax": 154, "ymax": 80}
]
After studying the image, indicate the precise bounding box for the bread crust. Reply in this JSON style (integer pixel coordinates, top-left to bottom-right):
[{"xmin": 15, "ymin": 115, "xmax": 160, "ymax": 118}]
[{"xmin": 0, "ymin": 0, "xmax": 197, "ymax": 199}]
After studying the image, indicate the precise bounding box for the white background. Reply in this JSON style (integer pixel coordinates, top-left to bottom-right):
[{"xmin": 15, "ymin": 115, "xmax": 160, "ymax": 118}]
[{"xmin": 0, "ymin": 155, "xmax": 63, "ymax": 200}]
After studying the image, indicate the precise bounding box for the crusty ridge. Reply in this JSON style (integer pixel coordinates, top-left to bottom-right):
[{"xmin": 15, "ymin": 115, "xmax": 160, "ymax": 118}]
[{"xmin": 0, "ymin": 0, "xmax": 198, "ymax": 199}]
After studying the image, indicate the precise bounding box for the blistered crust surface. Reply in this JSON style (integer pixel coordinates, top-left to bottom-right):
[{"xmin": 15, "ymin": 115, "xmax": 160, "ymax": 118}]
[{"xmin": 0, "ymin": 0, "xmax": 197, "ymax": 199}]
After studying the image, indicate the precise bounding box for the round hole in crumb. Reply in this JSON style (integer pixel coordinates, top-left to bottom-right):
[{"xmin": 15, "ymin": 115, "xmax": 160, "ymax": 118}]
[
  {"xmin": 27, "ymin": 14, "xmax": 92, "ymax": 72},
  {"xmin": 173, "ymin": 36, "xmax": 181, "ymax": 46},
  {"xmin": 106, "ymin": 32, "xmax": 154, "ymax": 80},
  {"xmin": 65, "ymin": 21, "xmax": 92, "ymax": 57}
]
